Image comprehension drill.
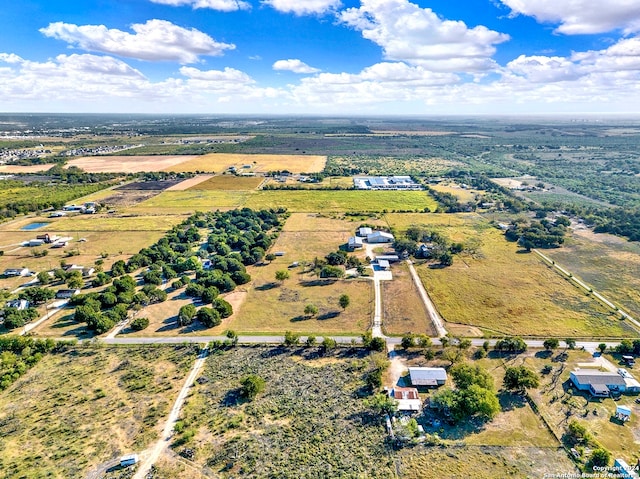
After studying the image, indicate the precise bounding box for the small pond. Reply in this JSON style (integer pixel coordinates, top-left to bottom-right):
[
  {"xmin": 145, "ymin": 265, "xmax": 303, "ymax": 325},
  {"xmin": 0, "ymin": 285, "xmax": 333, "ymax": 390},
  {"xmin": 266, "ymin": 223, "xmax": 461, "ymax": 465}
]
[{"xmin": 21, "ymin": 222, "xmax": 50, "ymax": 231}]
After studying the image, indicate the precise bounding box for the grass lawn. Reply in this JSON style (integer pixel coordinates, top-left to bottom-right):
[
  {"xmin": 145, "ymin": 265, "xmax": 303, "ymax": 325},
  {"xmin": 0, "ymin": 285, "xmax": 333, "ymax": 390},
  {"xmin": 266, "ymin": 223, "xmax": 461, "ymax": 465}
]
[
  {"xmin": 0, "ymin": 344, "xmax": 198, "ymax": 478},
  {"xmin": 165, "ymin": 153, "xmax": 327, "ymax": 173},
  {"xmin": 187, "ymin": 175, "xmax": 264, "ymax": 191},
  {"xmin": 244, "ymin": 190, "xmax": 437, "ymax": 213},
  {"xmin": 388, "ymin": 214, "xmax": 635, "ymax": 338},
  {"xmin": 545, "ymin": 228, "xmax": 640, "ymax": 320},
  {"xmin": 382, "ymin": 262, "xmax": 435, "ymax": 336}
]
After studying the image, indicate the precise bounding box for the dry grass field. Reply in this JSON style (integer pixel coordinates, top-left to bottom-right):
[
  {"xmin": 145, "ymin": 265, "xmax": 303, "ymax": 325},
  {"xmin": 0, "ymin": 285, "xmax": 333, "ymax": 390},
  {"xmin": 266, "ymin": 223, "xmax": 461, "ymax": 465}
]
[
  {"xmin": 66, "ymin": 155, "xmax": 197, "ymax": 173},
  {"xmin": 545, "ymin": 228, "xmax": 640, "ymax": 320},
  {"xmin": 187, "ymin": 175, "xmax": 264, "ymax": 191},
  {"xmin": 0, "ymin": 344, "xmax": 198, "ymax": 478},
  {"xmin": 429, "ymin": 182, "xmax": 480, "ymax": 202},
  {"xmin": 0, "ymin": 164, "xmax": 56, "ymax": 173},
  {"xmin": 33, "ymin": 309, "xmax": 95, "ymax": 339},
  {"xmin": 382, "ymin": 262, "xmax": 435, "ymax": 336},
  {"xmin": 166, "ymin": 153, "xmax": 327, "ymax": 173},
  {"xmin": 229, "ymin": 213, "xmax": 373, "ymax": 334},
  {"xmin": 165, "ymin": 174, "xmax": 214, "ymax": 191},
  {"xmin": 385, "ymin": 213, "xmax": 635, "ymax": 338}
]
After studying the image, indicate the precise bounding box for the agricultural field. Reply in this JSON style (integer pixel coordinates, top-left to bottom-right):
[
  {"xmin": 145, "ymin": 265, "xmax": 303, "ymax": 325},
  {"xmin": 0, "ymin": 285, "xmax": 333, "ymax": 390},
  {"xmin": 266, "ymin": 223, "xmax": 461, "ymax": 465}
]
[
  {"xmin": 429, "ymin": 182, "xmax": 480, "ymax": 203},
  {"xmin": 544, "ymin": 227, "xmax": 640, "ymax": 320},
  {"xmin": 244, "ymin": 190, "xmax": 437, "ymax": 213},
  {"xmin": 382, "ymin": 262, "xmax": 435, "ymax": 337},
  {"xmin": 65, "ymin": 155, "xmax": 197, "ymax": 173},
  {"xmin": 385, "ymin": 213, "xmax": 636, "ymax": 338},
  {"xmin": 125, "ymin": 190, "xmax": 250, "ymax": 214},
  {"xmin": 187, "ymin": 174, "xmax": 264, "ymax": 191},
  {"xmin": 231, "ymin": 213, "xmax": 373, "ymax": 335},
  {"xmin": 0, "ymin": 164, "xmax": 56, "ymax": 173},
  {"xmin": 325, "ymin": 155, "xmax": 465, "ymax": 176},
  {"xmin": 0, "ymin": 344, "xmax": 198, "ymax": 478},
  {"xmin": 164, "ymin": 153, "xmax": 327, "ymax": 173}
]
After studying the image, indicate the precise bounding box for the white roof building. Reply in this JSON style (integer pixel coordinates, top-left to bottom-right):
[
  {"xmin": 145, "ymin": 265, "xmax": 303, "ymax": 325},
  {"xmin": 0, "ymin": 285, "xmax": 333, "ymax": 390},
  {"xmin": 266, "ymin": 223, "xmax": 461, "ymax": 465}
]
[
  {"xmin": 367, "ymin": 231, "xmax": 395, "ymax": 243},
  {"xmin": 408, "ymin": 367, "xmax": 447, "ymax": 386}
]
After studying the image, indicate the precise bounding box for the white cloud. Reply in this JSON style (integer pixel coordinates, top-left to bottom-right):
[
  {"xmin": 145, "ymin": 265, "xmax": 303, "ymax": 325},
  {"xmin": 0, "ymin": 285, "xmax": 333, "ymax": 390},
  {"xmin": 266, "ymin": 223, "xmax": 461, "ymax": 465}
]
[
  {"xmin": 149, "ymin": 0, "xmax": 250, "ymax": 11},
  {"xmin": 273, "ymin": 59, "xmax": 321, "ymax": 73},
  {"xmin": 340, "ymin": 0, "xmax": 509, "ymax": 72},
  {"xmin": 499, "ymin": 0, "xmax": 640, "ymax": 34},
  {"xmin": 262, "ymin": 0, "xmax": 341, "ymax": 16},
  {"xmin": 0, "ymin": 53, "xmax": 24, "ymax": 64},
  {"xmin": 40, "ymin": 19, "xmax": 235, "ymax": 64}
]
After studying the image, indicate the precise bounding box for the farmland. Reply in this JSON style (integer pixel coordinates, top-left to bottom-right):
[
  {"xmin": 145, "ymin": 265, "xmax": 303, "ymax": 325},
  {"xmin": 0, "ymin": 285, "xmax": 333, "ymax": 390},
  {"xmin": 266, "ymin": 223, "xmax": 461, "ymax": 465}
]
[
  {"xmin": 65, "ymin": 155, "xmax": 197, "ymax": 173},
  {"xmin": 187, "ymin": 174, "xmax": 264, "ymax": 190},
  {"xmin": 385, "ymin": 213, "xmax": 636, "ymax": 338},
  {"xmin": 163, "ymin": 153, "xmax": 327, "ymax": 173},
  {"xmin": 0, "ymin": 344, "xmax": 198, "ymax": 478}
]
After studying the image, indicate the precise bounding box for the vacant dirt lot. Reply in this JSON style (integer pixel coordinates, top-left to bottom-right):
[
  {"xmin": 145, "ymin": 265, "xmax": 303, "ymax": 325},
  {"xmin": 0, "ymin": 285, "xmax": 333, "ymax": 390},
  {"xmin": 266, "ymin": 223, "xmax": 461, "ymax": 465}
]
[{"xmin": 66, "ymin": 155, "xmax": 197, "ymax": 173}]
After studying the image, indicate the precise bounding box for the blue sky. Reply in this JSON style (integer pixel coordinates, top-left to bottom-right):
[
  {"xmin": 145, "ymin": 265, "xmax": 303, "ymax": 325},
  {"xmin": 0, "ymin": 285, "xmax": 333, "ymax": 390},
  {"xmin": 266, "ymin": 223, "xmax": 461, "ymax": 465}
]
[{"xmin": 2, "ymin": 0, "xmax": 640, "ymax": 114}]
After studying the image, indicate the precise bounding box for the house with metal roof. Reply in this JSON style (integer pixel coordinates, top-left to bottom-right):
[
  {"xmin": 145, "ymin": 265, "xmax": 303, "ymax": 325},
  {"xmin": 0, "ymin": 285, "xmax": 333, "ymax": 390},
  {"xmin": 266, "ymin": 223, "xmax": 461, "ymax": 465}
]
[
  {"xmin": 390, "ymin": 387, "xmax": 422, "ymax": 411},
  {"xmin": 569, "ymin": 369, "xmax": 629, "ymax": 397},
  {"xmin": 367, "ymin": 231, "xmax": 394, "ymax": 243},
  {"xmin": 408, "ymin": 367, "xmax": 447, "ymax": 387},
  {"xmin": 347, "ymin": 236, "xmax": 363, "ymax": 250}
]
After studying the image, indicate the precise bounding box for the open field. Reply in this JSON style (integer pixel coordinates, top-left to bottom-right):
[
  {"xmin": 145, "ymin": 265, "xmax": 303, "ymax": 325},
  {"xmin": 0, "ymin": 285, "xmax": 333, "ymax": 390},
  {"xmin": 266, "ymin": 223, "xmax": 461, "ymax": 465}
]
[
  {"xmin": 263, "ymin": 175, "xmax": 354, "ymax": 189},
  {"xmin": 382, "ymin": 262, "xmax": 435, "ymax": 336},
  {"xmin": 384, "ymin": 213, "xmax": 636, "ymax": 338},
  {"xmin": 165, "ymin": 174, "xmax": 213, "ymax": 190},
  {"xmin": 429, "ymin": 182, "xmax": 480, "ymax": 202},
  {"xmin": 31, "ymin": 309, "xmax": 95, "ymax": 339},
  {"xmin": 244, "ymin": 190, "xmax": 437, "ymax": 212},
  {"xmin": 545, "ymin": 227, "xmax": 640, "ymax": 319},
  {"xmin": 0, "ymin": 344, "xmax": 198, "ymax": 478},
  {"xmin": 125, "ymin": 190, "xmax": 250, "ymax": 214},
  {"xmin": 326, "ymin": 155, "xmax": 465, "ymax": 176},
  {"xmin": 0, "ymin": 164, "xmax": 56, "ymax": 173},
  {"xmin": 398, "ymin": 446, "xmax": 575, "ymax": 479},
  {"xmin": 231, "ymin": 214, "xmax": 373, "ymax": 334},
  {"xmin": 65, "ymin": 155, "xmax": 197, "ymax": 173},
  {"xmin": 187, "ymin": 174, "xmax": 264, "ymax": 191},
  {"xmin": 165, "ymin": 153, "xmax": 327, "ymax": 173}
]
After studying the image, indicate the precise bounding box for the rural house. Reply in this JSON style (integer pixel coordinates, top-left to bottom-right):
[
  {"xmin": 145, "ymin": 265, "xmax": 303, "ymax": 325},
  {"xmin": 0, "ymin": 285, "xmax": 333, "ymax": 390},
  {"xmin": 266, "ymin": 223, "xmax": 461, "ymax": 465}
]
[
  {"xmin": 3, "ymin": 267, "xmax": 30, "ymax": 277},
  {"xmin": 347, "ymin": 236, "xmax": 363, "ymax": 250},
  {"xmin": 408, "ymin": 367, "xmax": 447, "ymax": 387},
  {"xmin": 55, "ymin": 289, "xmax": 80, "ymax": 299},
  {"xmin": 358, "ymin": 227, "xmax": 373, "ymax": 237},
  {"xmin": 390, "ymin": 387, "xmax": 422, "ymax": 412},
  {"xmin": 569, "ymin": 369, "xmax": 640, "ymax": 397}
]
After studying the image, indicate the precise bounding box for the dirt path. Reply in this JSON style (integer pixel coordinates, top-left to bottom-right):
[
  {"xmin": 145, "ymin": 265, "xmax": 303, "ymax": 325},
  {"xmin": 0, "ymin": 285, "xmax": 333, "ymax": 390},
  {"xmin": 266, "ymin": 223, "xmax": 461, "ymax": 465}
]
[
  {"xmin": 132, "ymin": 346, "xmax": 209, "ymax": 479},
  {"xmin": 406, "ymin": 260, "xmax": 447, "ymax": 337}
]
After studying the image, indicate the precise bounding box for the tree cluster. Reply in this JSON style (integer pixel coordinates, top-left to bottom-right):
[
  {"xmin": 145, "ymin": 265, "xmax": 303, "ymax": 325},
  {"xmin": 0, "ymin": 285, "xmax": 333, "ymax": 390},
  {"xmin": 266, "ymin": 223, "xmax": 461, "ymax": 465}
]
[
  {"xmin": 431, "ymin": 363, "xmax": 501, "ymax": 423},
  {"xmin": 505, "ymin": 217, "xmax": 569, "ymax": 250}
]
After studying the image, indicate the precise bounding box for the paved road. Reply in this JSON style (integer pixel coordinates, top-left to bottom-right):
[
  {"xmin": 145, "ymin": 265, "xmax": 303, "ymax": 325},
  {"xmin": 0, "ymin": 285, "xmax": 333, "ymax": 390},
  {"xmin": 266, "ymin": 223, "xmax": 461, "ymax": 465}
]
[
  {"xmin": 406, "ymin": 260, "xmax": 448, "ymax": 337},
  {"xmin": 133, "ymin": 346, "xmax": 209, "ymax": 479}
]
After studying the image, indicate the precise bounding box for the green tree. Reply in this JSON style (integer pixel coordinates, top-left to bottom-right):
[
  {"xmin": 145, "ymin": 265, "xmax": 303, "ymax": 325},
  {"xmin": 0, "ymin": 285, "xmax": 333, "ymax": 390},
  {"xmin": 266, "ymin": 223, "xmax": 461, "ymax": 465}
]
[
  {"xmin": 338, "ymin": 294, "xmax": 350, "ymax": 310},
  {"xmin": 565, "ymin": 338, "xmax": 576, "ymax": 350},
  {"xmin": 451, "ymin": 363, "xmax": 494, "ymax": 391},
  {"xmin": 363, "ymin": 393, "xmax": 397, "ymax": 416},
  {"xmin": 36, "ymin": 271, "xmax": 51, "ymax": 285},
  {"xmin": 304, "ymin": 304, "xmax": 318, "ymax": 318},
  {"xmin": 178, "ymin": 304, "xmax": 197, "ymax": 326},
  {"xmin": 369, "ymin": 337, "xmax": 386, "ymax": 352},
  {"xmin": 18, "ymin": 287, "xmax": 55, "ymax": 305},
  {"xmin": 213, "ymin": 298, "xmax": 233, "ymax": 318},
  {"xmin": 306, "ymin": 335, "xmax": 316, "ymax": 347},
  {"xmin": 401, "ymin": 333, "xmax": 416, "ymax": 349},
  {"xmin": 197, "ymin": 307, "xmax": 221, "ymax": 328},
  {"xmin": 598, "ymin": 343, "xmax": 607, "ymax": 353},
  {"xmin": 130, "ymin": 317, "xmax": 150, "ymax": 331},
  {"xmin": 321, "ymin": 336, "xmax": 336, "ymax": 351},
  {"xmin": 566, "ymin": 420, "xmax": 590, "ymax": 445},
  {"xmin": 417, "ymin": 334, "xmax": 432, "ymax": 350},
  {"xmin": 458, "ymin": 338, "xmax": 472, "ymax": 350},
  {"xmin": 67, "ymin": 272, "xmax": 84, "ymax": 289},
  {"xmin": 590, "ymin": 448, "xmax": 611, "ymax": 468},
  {"xmin": 543, "ymin": 338, "xmax": 559, "ymax": 351},
  {"xmin": 283, "ymin": 330, "xmax": 300, "ymax": 346},
  {"xmin": 503, "ymin": 366, "xmax": 540, "ymax": 394},
  {"xmin": 240, "ymin": 375, "xmax": 265, "ymax": 400},
  {"xmin": 275, "ymin": 270, "xmax": 290, "ymax": 283}
]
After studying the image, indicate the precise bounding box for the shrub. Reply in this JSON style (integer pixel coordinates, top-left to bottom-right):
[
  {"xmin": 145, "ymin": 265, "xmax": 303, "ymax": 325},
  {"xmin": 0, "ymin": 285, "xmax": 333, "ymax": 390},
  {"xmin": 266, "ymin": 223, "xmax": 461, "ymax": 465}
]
[{"xmin": 130, "ymin": 317, "xmax": 150, "ymax": 331}]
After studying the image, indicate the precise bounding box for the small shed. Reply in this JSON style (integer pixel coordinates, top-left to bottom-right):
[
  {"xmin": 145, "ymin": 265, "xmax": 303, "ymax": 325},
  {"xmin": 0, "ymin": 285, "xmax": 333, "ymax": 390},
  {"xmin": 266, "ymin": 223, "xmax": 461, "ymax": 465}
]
[
  {"xmin": 377, "ymin": 259, "xmax": 390, "ymax": 270},
  {"xmin": 347, "ymin": 236, "xmax": 363, "ymax": 250},
  {"xmin": 358, "ymin": 227, "xmax": 373, "ymax": 237},
  {"xmin": 616, "ymin": 405, "xmax": 632, "ymax": 422}
]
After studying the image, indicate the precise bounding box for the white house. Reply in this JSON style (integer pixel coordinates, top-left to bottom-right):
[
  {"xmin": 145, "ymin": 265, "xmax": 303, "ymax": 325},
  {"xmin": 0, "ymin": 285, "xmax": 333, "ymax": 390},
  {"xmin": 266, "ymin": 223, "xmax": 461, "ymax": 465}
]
[
  {"xmin": 390, "ymin": 387, "xmax": 422, "ymax": 412},
  {"xmin": 3, "ymin": 268, "xmax": 30, "ymax": 277},
  {"xmin": 408, "ymin": 367, "xmax": 447, "ymax": 387},
  {"xmin": 6, "ymin": 299, "xmax": 30, "ymax": 310},
  {"xmin": 367, "ymin": 231, "xmax": 394, "ymax": 243}
]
